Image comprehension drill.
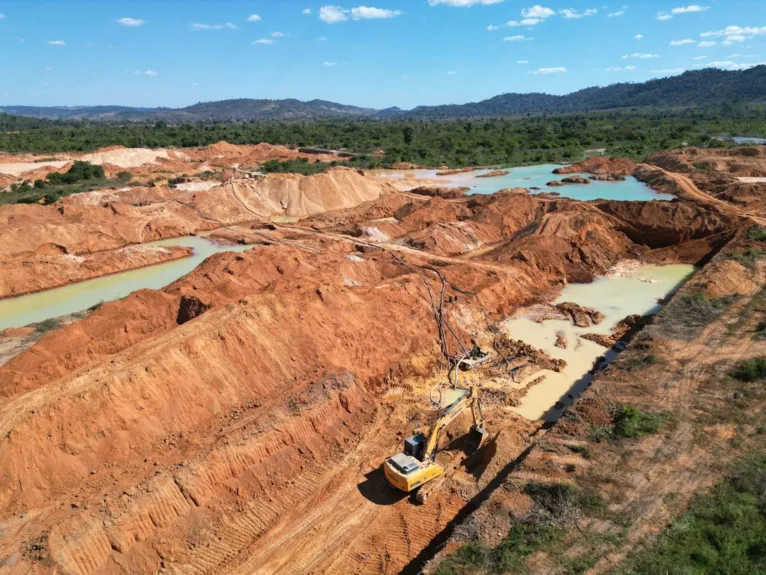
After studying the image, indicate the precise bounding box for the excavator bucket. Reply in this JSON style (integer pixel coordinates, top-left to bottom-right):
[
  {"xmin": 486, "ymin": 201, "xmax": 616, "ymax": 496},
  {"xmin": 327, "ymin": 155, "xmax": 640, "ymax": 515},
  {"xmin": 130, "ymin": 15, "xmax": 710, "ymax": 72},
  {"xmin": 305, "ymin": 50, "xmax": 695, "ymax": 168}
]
[{"xmin": 466, "ymin": 425, "xmax": 488, "ymax": 451}]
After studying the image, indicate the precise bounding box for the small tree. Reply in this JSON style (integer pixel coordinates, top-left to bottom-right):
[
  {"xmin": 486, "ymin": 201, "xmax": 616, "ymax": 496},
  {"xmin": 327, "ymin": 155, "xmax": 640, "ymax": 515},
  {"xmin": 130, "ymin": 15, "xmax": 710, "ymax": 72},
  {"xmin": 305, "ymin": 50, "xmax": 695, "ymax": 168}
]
[{"xmin": 403, "ymin": 126, "xmax": 416, "ymax": 145}]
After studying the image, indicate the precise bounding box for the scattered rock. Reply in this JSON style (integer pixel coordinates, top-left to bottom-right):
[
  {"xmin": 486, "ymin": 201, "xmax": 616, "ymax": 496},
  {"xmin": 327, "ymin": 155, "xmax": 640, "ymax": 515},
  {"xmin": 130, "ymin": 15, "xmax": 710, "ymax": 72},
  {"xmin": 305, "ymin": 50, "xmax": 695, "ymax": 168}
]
[
  {"xmin": 436, "ymin": 167, "xmax": 477, "ymax": 176},
  {"xmin": 589, "ymin": 174, "xmax": 626, "ymax": 182},
  {"xmin": 177, "ymin": 295, "xmax": 212, "ymax": 325},
  {"xmin": 546, "ymin": 180, "xmax": 565, "ymax": 187},
  {"xmin": 555, "ymin": 330, "xmax": 568, "ymax": 349},
  {"xmin": 555, "ymin": 302, "xmax": 604, "ymax": 328},
  {"xmin": 409, "ymin": 186, "xmax": 469, "ymax": 200},
  {"xmin": 561, "ymin": 176, "xmax": 591, "ymax": 185},
  {"xmin": 476, "ymin": 170, "xmax": 509, "ymax": 179}
]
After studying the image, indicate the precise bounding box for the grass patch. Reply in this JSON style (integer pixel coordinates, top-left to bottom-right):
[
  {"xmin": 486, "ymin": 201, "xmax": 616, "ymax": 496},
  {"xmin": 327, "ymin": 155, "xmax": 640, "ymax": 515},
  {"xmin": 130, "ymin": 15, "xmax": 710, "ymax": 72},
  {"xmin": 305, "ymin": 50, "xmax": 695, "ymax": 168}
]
[
  {"xmin": 613, "ymin": 406, "xmax": 665, "ymax": 439},
  {"xmin": 435, "ymin": 483, "xmax": 604, "ymax": 575},
  {"xmin": 615, "ymin": 454, "xmax": 766, "ymax": 575},
  {"xmin": 623, "ymin": 351, "xmax": 661, "ymax": 372},
  {"xmin": 661, "ymin": 291, "xmax": 736, "ymax": 337},
  {"xmin": 730, "ymin": 356, "xmax": 766, "ymax": 382},
  {"xmin": 727, "ymin": 247, "xmax": 766, "ymax": 269},
  {"xmin": 33, "ymin": 318, "xmax": 62, "ymax": 334},
  {"xmin": 747, "ymin": 226, "xmax": 766, "ymax": 242},
  {"xmin": 591, "ymin": 406, "xmax": 667, "ymax": 442}
]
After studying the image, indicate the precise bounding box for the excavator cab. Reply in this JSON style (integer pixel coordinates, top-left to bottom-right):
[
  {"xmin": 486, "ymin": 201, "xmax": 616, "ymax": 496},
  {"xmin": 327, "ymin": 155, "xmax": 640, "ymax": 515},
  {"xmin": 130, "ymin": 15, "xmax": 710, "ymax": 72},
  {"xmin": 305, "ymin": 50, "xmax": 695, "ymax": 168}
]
[{"xmin": 383, "ymin": 387, "xmax": 488, "ymax": 496}]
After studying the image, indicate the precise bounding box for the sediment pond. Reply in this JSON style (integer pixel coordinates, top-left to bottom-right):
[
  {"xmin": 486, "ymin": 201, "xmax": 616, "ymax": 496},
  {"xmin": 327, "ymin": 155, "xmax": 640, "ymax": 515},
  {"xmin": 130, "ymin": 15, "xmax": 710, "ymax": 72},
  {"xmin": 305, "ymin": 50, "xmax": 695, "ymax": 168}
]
[
  {"xmin": 0, "ymin": 236, "xmax": 252, "ymax": 331},
  {"xmin": 504, "ymin": 263, "xmax": 695, "ymax": 421},
  {"xmin": 378, "ymin": 164, "xmax": 674, "ymax": 201}
]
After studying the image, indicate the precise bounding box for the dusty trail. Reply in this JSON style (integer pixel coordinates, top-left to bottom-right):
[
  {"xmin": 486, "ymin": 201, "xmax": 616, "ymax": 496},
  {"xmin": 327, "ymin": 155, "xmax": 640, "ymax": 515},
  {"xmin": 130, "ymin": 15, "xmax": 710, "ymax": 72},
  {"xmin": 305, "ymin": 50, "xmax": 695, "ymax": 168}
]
[{"xmin": 639, "ymin": 163, "xmax": 766, "ymax": 226}]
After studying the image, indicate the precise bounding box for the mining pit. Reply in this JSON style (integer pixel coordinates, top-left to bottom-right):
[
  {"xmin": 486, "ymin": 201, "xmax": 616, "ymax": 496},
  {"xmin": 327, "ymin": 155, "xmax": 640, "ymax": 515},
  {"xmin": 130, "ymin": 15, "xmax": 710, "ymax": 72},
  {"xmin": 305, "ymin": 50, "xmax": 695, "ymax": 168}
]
[{"xmin": 0, "ymin": 143, "xmax": 765, "ymax": 575}]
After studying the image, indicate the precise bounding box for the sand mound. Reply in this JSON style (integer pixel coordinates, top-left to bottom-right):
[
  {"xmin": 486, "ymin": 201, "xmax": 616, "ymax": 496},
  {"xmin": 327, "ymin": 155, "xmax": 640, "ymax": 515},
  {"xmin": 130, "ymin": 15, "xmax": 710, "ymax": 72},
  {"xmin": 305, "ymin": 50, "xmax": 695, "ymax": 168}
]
[
  {"xmin": 235, "ymin": 167, "xmax": 386, "ymax": 217},
  {"xmin": 0, "ymin": 160, "xmax": 70, "ymax": 176},
  {"xmin": 82, "ymin": 147, "xmax": 171, "ymax": 168}
]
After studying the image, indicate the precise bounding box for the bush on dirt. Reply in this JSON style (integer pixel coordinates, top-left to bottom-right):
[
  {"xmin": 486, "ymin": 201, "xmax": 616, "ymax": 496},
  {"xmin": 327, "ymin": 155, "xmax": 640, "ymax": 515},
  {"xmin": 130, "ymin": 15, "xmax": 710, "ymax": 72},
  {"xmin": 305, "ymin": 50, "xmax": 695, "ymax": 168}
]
[
  {"xmin": 661, "ymin": 291, "xmax": 735, "ymax": 336},
  {"xmin": 616, "ymin": 454, "xmax": 766, "ymax": 575},
  {"xmin": 33, "ymin": 318, "xmax": 62, "ymax": 334},
  {"xmin": 747, "ymin": 226, "xmax": 766, "ymax": 242},
  {"xmin": 613, "ymin": 406, "xmax": 665, "ymax": 439},
  {"xmin": 730, "ymin": 357, "xmax": 766, "ymax": 382}
]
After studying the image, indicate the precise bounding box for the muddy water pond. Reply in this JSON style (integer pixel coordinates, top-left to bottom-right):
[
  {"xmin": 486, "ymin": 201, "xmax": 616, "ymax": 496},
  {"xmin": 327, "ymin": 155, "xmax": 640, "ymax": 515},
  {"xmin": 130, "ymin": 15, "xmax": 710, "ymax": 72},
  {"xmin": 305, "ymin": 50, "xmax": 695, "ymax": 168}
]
[
  {"xmin": 376, "ymin": 164, "xmax": 673, "ymax": 201},
  {"xmin": 504, "ymin": 263, "xmax": 695, "ymax": 422},
  {"xmin": 0, "ymin": 236, "xmax": 253, "ymax": 331}
]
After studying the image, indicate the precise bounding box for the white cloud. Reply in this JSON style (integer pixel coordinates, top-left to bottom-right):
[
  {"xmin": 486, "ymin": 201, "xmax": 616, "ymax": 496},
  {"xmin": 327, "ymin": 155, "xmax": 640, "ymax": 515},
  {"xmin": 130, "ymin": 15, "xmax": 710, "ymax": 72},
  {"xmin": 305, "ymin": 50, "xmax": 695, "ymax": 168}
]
[
  {"xmin": 622, "ymin": 52, "xmax": 658, "ymax": 59},
  {"xmin": 656, "ymin": 13, "xmax": 673, "ymax": 21},
  {"xmin": 650, "ymin": 68, "xmax": 685, "ymax": 74},
  {"xmin": 0, "ymin": 13, "xmax": 5, "ymax": 19},
  {"xmin": 517, "ymin": 60, "xmax": 529, "ymax": 64},
  {"xmin": 521, "ymin": 5, "xmax": 555, "ymax": 19},
  {"xmin": 634, "ymin": 34, "xmax": 643, "ymax": 39},
  {"xmin": 117, "ymin": 17, "xmax": 145, "ymax": 27},
  {"xmin": 693, "ymin": 55, "xmax": 708, "ymax": 60},
  {"xmin": 192, "ymin": 22, "xmax": 239, "ymax": 30},
  {"xmin": 708, "ymin": 60, "xmax": 765, "ymax": 70},
  {"xmin": 606, "ymin": 65, "xmax": 637, "ymax": 71},
  {"xmin": 317, "ymin": 36, "xmax": 328, "ymax": 41},
  {"xmin": 192, "ymin": 82, "xmax": 199, "ymax": 86},
  {"xmin": 504, "ymin": 34, "xmax": 532, "ymax": 41},
  {"xmin": 351, "ymin": 6, "xmax": 402, "ymax": 19},
  {"xmin": 447, "ymin": 70, "xmax": 457, "ymax": 75},
  {"xmin": 272, "ymin": 31, "xmax": 285, "ymax": 37},
  {"xmin": 319, "ymin": 6, "xmax": 349, "ymax": 22},
  {"xmin": 671, "ymin": 5, "xmax": 708, "ymax": 14},
  {"xmin": 701, "ymin": 26, "xmax": 766, "ymax": 47},
  {"xmin": 670, "ymin": 39, "xmax": 696, "ymax": 45},
  {"xmin": 507, "ymin": 18, "xmax": 540, "ymax": 26},
  {"xmin": 608, "ymin": 10, "xmax": 625, "ymax": 17},
  {"xmin": 559, "ymin": 8, "xmax": 597, "ymax": 19},
  {"xmin": 324, "ymin": 61, "xmax": 341, "ymax": 66},
  {"xmin": 247, "ymin": 14, "xmax": 262, "ymax": 22},
  {"xmin": 487, "ymin": 24, "xmax": 500, "ymax": 30},
  {"xmin": 48, "ymin": 40, "xmax": 66, "ymax": 46},
  {"xmin": 303, "ymin": 8, "xmax": 312, "ymax": 15},
  {"xmin": 253, "ymin": 38, "xmax": 275, "ymax": 45},
  {"xmin": 531, "ymin": 66, "xmax": 566, "ymax": 74},
  {"xmin": 133, "ymin": 70, "xmax": 158, "ymax": 76},
  {"xmin": 427, "ymin": 0, "xmax": 504, "ymax": 6},
  {"xmin": 698, "ymin": 41, "xmax": 717, "ymax": 47}
]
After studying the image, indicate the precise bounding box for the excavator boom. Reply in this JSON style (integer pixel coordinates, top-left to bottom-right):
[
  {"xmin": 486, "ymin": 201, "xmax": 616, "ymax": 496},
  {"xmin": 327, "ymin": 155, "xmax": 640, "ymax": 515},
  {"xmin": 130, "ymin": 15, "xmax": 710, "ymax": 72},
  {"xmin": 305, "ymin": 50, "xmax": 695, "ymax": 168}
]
[{"xmin": 383, "ymin": 386, "xmax": 488, "ymax": 496}]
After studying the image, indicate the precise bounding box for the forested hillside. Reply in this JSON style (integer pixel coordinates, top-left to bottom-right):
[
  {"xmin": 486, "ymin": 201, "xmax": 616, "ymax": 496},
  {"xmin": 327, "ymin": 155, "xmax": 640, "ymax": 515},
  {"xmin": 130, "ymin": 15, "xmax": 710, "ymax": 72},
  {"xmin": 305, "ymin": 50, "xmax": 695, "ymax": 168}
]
[{"xmin": 2, "ymin": 67, "xmax": 764, "ymax": 122}]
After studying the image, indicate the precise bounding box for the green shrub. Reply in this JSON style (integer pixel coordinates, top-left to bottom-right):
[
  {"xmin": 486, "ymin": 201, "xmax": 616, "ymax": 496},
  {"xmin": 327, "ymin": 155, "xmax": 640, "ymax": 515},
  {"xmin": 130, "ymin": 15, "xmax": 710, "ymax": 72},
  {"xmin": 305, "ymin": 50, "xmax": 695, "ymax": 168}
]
[
  {"xmin": 34, "ymin": 318, "xmax": 62, "ymax": 334},
  {"xmin": 47, "ymin": 161, "xmax": 104, "ymax": 185},
  {"xmin": 730, "ymin": 356, "xmax": 766, "ymax": 382},
  {"xmin": 613, "ymin": 406, "xmax": 665, "ymax": 438},
  {"xmin": 747, "ymin": 226, "xmax": 766, "ymax": 242},
  {"xmin": 617, "ymin": 454, "xmax": 766, "ymax": 575}
]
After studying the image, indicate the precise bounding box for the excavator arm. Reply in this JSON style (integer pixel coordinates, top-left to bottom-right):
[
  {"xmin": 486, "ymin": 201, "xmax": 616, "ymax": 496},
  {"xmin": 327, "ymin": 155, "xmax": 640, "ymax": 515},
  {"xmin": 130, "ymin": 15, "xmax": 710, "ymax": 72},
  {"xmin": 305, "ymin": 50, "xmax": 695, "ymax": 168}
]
[{"xmin": 421, "ymin": 387, "xmax": 487, "ymax": 461}]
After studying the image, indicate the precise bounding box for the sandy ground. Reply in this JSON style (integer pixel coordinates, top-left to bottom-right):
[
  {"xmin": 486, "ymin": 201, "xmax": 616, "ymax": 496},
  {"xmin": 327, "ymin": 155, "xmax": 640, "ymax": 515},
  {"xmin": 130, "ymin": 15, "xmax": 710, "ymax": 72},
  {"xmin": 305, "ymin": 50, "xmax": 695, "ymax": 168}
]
[{"xmin": 0, "ymin": 160, "xmax": 69, "ymax": 176}]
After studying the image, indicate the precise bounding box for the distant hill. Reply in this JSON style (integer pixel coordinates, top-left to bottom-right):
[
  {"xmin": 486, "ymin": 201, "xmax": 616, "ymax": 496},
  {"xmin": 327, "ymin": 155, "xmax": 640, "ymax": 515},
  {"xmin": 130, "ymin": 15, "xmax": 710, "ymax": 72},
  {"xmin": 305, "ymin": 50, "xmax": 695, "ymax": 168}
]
[{"xmin": 3, "ymin": 67, "xmax": 765, "ymax": 122}]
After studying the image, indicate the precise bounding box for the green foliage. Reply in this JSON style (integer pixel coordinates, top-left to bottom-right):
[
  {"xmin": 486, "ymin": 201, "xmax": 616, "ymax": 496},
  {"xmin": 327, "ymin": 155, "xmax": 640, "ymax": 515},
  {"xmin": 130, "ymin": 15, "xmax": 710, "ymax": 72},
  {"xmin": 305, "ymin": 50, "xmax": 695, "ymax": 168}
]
[
  {"xmin": 616, "ymin": 454, "xmax": 766, "ymax": 575},
  {"xmin": 46, "ymin": 160, "xmax": 104, "ymax": 184},
  {"xmin": 692, "ymin": 161, "xmax": 712, "ymax": 171},
  {"xmin": 662, "ymin": 291, "xmax": 735, "ymax": 336},
  {"xmin": 730, "ymin": 357, "xmax": 766, "ymax": 382},
  {"xmin": 727, "ymin": 247, "xmax": 766, "ymax": 268},
  {"xmin": 613, "ymin": 407, "xmax": 665, "ymax": 439},
  {"xmin": 34, "ymin": 318, "xmax": 62, "ymax": 334},
  {"xmin": 2, "ymin": 107, "xmax": 766, "ymax": 168},
  {"xmin": 0, "ymin": 161, "xmax": 121, "ymax": 205},
  {"xmin": 434, "ymin": 524, "xmax": 562, "ymax": 575},
  {"xmin": 747, "ymin": 226, "xmax": 766, "ymax": 242}
]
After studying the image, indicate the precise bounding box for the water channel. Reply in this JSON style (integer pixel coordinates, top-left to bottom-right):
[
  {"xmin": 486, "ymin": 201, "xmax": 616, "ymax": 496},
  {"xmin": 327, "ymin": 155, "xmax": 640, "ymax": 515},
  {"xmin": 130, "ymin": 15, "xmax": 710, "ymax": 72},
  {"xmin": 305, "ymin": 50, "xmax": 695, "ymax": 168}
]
[{"xmin": 0, "ymin": 236, "xmax": 253, "ymax": 331}]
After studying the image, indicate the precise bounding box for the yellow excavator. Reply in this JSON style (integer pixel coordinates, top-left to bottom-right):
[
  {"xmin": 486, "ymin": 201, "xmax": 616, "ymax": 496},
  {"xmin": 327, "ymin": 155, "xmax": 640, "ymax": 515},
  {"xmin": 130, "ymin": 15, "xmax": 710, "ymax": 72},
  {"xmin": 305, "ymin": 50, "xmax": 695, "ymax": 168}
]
[{"xmin": 383, "ymin": 386, "xmax": 488, "ymax": 502}]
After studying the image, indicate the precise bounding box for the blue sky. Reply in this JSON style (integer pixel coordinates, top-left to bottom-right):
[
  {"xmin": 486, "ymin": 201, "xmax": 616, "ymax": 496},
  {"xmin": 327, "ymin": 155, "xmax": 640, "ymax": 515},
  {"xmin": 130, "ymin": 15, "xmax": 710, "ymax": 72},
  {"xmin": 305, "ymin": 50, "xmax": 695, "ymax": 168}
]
[{"xmin": 0, "ymin": 0, "xmax": 764, "ymax": 109}]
